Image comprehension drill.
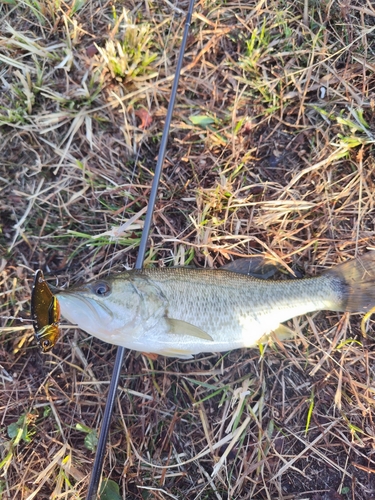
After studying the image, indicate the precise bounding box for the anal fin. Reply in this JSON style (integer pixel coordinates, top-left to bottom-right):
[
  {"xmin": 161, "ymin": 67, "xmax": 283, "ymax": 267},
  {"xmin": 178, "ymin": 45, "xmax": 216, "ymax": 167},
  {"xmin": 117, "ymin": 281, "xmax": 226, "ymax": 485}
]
[
  {"xmin": 259, "ymin": 324, "xmax": 295, "ymax": 344},
  {"xmin": 273, "ymin": 324, "xmax": 295, "ymax": 340}
]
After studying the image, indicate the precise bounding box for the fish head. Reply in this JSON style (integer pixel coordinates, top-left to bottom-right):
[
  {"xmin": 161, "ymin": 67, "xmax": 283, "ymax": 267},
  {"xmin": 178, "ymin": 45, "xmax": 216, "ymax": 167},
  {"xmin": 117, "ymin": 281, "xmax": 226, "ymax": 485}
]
[{"xmin": 56, "ymin": 274, "xmax": 141, "ymax": 339}]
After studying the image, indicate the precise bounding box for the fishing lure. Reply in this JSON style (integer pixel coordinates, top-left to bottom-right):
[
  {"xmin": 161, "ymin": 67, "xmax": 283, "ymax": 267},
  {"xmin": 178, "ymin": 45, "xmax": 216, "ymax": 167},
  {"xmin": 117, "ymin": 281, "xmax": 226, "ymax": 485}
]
[{"xmin": 31, "ymin": 269, "xmax": 60, "ymax": 352}]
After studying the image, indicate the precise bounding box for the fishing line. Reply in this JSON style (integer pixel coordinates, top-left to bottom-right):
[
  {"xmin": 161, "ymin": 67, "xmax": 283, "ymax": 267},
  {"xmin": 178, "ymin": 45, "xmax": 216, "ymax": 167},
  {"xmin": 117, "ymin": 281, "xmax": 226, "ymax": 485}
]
[{"xmin": 85, "ymin": 1, "xmax": 196, "ymax": 498}]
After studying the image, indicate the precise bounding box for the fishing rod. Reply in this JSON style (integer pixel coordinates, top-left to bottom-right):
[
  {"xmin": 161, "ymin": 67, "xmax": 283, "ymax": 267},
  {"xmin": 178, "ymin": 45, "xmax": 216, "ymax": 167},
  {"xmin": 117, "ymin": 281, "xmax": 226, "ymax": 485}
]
[{"xmin": 85, "ymin": 1, "xmax": 196, "ymax": 498}]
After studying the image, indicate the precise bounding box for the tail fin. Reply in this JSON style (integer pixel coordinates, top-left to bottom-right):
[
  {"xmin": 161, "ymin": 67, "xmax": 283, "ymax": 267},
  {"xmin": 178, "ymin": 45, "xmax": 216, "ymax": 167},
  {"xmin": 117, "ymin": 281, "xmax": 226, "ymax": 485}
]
[{"xmin": 325, "ymin": 252, "xmax": 375, "ymax": 313}]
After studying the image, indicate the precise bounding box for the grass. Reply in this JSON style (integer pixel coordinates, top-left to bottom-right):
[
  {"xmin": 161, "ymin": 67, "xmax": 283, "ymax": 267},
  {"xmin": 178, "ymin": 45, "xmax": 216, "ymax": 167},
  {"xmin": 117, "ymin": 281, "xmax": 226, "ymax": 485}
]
[{"xmin": 1, "ymin": 0, "xmax": 375, "ymax": 498}]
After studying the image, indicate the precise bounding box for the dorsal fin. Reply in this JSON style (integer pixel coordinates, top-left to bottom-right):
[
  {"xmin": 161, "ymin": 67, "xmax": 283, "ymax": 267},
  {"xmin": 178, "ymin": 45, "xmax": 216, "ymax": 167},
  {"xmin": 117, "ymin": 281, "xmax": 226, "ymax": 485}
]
[{"xmin": 221, "ymin": 257, "xmax": 280, "ymax": 279}]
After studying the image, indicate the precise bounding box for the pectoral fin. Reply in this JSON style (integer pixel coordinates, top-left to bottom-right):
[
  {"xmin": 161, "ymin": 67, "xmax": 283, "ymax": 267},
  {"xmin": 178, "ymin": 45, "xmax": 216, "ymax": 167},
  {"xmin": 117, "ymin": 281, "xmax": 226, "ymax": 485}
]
[
  {"xmin": 139, "ymin": 349, "xmax": 193, "ymax": 359},
  {"xmin": 166, "ymin": 318, "xmax": 213, "ymax": 341},
  {"xmin": 159, "ymin": 348, "xmax": 194, "ymax": 359}
]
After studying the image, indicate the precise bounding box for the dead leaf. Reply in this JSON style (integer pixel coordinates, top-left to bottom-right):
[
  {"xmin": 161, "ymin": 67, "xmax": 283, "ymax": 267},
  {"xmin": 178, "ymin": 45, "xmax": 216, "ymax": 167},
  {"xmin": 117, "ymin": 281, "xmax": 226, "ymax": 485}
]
[
  {"xmin": 135, "ymin": 109, "xmax": 153, "ymax": 129},
  {"xmin": 86, "ymin": 44, "xmax": 98, "ymax": 58}
]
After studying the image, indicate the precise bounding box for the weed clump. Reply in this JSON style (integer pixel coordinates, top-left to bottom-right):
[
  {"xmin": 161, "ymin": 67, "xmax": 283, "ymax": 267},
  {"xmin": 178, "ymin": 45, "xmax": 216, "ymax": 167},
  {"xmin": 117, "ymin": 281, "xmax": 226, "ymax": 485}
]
[{"xmin": 96, "ymin": 9, "xmax": 158, "ymax": 83}]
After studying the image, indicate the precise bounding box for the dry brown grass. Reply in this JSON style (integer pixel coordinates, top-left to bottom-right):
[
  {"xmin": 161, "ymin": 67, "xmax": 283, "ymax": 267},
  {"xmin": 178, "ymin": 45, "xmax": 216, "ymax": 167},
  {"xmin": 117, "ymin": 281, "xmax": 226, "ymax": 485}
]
[{"xmin": 1, "ymin": 0, "xmax": 375, "ymax": 498}]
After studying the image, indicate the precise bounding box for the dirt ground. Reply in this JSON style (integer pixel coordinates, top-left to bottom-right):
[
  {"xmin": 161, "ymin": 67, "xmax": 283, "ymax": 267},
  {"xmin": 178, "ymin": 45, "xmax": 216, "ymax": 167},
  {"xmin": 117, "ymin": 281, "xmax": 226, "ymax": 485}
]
[{"xmin": 1, "ymin": 0, "xmax": 375, "ymax": 498}]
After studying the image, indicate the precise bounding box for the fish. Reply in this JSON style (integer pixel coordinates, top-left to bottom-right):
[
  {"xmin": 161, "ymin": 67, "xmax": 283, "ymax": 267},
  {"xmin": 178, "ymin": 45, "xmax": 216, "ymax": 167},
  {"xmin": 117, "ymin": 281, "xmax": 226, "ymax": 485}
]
[
  {"xmin": 31, "ymin": 269, "xmax": 61, "ymax": 352},
  {"xmin": 56, "ymin": 253, "xmax": 375, "ymax": 358}
]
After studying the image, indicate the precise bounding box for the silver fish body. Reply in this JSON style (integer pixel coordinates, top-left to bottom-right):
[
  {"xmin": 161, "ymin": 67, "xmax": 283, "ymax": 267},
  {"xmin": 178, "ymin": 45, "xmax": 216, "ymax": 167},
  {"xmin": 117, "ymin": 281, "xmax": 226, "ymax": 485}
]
[{"xmin": 56, "ymin": 254, "xmax": 375, "ymax": 357}]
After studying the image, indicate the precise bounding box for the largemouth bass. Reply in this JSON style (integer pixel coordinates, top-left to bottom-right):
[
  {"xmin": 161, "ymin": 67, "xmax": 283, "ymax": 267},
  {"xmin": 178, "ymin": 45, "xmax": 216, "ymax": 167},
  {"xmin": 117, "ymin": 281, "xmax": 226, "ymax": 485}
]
[{"xmin": 56, "ymin": 253, "xmax": 375, "ymax": 358}]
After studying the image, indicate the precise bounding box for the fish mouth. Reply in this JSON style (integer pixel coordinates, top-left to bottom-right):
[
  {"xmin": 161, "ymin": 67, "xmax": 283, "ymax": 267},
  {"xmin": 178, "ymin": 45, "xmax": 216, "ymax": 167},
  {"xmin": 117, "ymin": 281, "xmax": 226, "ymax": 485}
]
[{"xmin": 56, "ymin": 290, "xmax": 114, "ymax": 330}]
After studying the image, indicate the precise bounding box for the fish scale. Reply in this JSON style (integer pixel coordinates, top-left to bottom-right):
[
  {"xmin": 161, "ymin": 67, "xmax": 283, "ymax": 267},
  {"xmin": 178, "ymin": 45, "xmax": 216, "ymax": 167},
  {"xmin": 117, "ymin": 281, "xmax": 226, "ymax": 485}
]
[{"xmin": 137, "ymin": 268, "xmax": 335, "ymax": 343}]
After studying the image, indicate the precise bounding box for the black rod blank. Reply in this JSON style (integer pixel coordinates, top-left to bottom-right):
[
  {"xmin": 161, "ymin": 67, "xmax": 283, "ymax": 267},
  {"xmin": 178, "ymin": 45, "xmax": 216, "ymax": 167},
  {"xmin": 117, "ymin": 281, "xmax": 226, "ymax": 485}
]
[{"xmin": 85, "ymin": 1, "xmax": 196, "ymax": 498}]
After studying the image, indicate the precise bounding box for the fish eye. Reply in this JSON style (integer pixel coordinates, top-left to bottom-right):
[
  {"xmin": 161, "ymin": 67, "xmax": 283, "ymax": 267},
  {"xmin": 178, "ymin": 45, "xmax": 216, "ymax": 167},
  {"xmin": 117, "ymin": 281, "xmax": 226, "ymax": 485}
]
[{"xmin": 92, "ymin": 281, "xmax": 111, "ymax": 297}]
